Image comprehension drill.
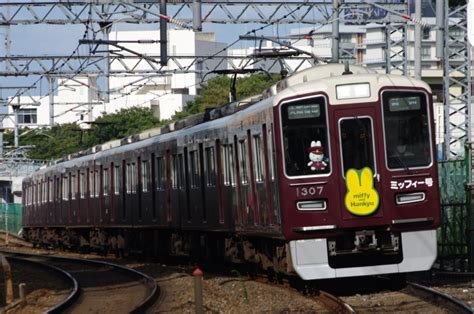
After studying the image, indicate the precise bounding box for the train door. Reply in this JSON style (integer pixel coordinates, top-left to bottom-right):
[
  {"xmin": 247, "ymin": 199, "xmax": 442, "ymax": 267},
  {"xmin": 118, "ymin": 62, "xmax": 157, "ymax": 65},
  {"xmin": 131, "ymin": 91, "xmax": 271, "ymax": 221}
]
[{"xmin": 334, "ymin": 108, "xmax": 387, "ymax": 224}]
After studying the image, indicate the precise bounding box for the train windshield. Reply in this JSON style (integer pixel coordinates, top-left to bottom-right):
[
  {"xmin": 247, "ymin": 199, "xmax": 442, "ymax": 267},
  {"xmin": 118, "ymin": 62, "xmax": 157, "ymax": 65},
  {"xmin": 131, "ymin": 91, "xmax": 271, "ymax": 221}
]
[
  {"xmin": 382, "ymin": 91, "xmax": 431, "ymax": 169},
  {"xmin": 281, "ymin": 97, "xmax": 330, "ymax": 177}
]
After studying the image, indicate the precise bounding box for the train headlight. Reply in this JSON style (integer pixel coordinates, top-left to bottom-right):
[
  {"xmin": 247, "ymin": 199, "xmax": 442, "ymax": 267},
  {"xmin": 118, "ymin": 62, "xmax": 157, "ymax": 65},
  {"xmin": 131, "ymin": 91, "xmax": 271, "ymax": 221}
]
[
  {"xmin": 297, "ymin": 200, "xmax": 327, "ymax": 211},
  {"xmin": 336, "ymin": 83, "xmax": 370, "ymax": 100}
]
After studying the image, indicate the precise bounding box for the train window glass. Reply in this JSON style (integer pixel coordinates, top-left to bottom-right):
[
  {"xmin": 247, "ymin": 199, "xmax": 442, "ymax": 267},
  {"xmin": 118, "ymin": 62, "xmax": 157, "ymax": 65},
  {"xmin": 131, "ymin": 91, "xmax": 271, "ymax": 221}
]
[
  {"xmin": 382, "ymin": 92, "xmax": 431, "ymax": 169},
  {"xmin": 222, "ymin": 145, "xmax": 230, "ymax": 186},
  {"xmin": 205, "ymin": 147, "xmax": 216, "ymax": 187},
  {"xmin": 80, "ymin": 173, "xmax": 86, "ymax": 199},
  {"xmin": 267, "ymin": 126, "xmax": 275, "ymax": 181},
  {"xmin": 56, "ymin": 177, "xmax": 61, "ymax": 201},
  {"xmin": 189, "ymin": 150, "xmax": 200, "ymax": 189},
  {"xmin": 141, "ymin": 161, "xmax": 149, "ymax": 192},
  {"xmin": 281, "ymin": 97, "xmax": 330, "ymax": 176},
  {"xmin": 126, "ymin": 164, "xmax": 132, "ymax": 194},
  {"xmin": 49, "ymin": 179, "xmax": 53, "ymax": 202},
  {"xmin": 131, "ymin": 163, "xmax": 137, "ymax": 194},
  {"xmin": 253, "ymin": 135, "xmax": 264, "ymax": 183},
  {"xmin": 238, "ymin": 139, "xmax": 249, "ymax": 185},
  {"xmin": 339, "ymin": 117, "xmax": 375, "ymax": 176},
  {"xmin": 156, "ymin": 157, "xmax": 166, "ymax": 190},
  {"xmin": 89, "ymin": 170, "xmax": 94, "ymax": 197},
  {"xmin": 71, "ymin": 175, "xmax": 76, "ymax": 200},
  {"xmin": 104, "ymin": 169, "xmax": 109, "ymax": 196},
  {"xmin": 177, "ymin": 154, "xmax": 184, "ymax": 189},
  {"xmin": 171, "ymin": 155, "xmax": 178, "ymax": 189},
  {"xmin": 114, "ymin": 166, "xmax": 120, "ymax": 195},
  {"xmin": 95, "ymin": 170, "xmax": 100, "ymax": 197},
  {"xmin": 229, "ymin": 145, "xmax": 236, "ymax": 186},
  {"xmin": 64, "ymin": 176, "xmax": 69, "ymax": 201}
]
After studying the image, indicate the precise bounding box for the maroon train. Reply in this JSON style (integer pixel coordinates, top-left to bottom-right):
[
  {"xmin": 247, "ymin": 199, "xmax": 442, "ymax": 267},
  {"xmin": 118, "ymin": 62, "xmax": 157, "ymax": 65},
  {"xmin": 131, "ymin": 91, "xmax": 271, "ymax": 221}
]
[{"xmin": 22, "ymin": 64, "xmax": 440, "ymax": 279}]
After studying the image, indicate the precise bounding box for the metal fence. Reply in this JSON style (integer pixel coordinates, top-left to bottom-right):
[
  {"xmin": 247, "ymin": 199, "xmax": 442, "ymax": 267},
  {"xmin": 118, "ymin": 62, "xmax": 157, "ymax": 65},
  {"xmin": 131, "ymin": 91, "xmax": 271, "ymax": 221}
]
[
  {"xmin": 437, "ymin": 158, "xmax": 469, "ymax": 271},
  {"xmin": 0, "ymin": 203, "xmax": 22, "ymax": 235}
]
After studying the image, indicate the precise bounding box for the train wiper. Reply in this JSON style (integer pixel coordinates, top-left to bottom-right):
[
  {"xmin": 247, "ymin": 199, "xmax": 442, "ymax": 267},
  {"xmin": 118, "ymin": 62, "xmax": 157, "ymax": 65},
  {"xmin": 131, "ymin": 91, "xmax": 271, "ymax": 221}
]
[{"xmin": 392, "ymin": 155, "xmax": 411, "ymax": 173}]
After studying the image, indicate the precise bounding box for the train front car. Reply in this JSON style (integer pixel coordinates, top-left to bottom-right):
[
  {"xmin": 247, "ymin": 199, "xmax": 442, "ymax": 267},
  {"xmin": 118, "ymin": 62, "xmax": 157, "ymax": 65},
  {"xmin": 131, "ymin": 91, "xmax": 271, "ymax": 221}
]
[{"xmin": 274, "ymin": 64, "xmax": 440, "ymax": 280}]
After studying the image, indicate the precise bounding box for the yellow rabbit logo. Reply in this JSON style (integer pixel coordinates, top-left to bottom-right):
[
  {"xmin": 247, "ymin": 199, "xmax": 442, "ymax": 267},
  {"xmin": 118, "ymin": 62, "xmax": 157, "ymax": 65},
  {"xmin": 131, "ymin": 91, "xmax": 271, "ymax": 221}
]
[{"xmin": 344, "ymin": 167, "xmax": 380, "ymax": 216}]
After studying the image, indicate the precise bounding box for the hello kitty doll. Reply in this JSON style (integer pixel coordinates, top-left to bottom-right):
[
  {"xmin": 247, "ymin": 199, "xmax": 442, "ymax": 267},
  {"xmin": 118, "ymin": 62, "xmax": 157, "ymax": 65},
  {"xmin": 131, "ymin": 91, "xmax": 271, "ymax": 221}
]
[{"xmin": 307, "ymin": 140, "xmax": 327, "ymax": 171}]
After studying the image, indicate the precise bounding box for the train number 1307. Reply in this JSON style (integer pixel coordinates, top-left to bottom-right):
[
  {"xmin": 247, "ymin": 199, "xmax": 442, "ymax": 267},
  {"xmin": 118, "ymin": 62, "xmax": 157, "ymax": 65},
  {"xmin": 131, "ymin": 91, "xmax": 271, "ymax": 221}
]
[{"xmin": 296, "ymin": 186, "xmax": 323, "ymax": 197}]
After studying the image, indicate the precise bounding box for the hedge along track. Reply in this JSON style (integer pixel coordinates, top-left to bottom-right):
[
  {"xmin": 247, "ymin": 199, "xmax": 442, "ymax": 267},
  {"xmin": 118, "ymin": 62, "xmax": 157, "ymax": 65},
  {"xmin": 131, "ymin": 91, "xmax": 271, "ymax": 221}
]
[{"xmin": 0, "ymin": 250, "xmax": 160, "ymax": 313}]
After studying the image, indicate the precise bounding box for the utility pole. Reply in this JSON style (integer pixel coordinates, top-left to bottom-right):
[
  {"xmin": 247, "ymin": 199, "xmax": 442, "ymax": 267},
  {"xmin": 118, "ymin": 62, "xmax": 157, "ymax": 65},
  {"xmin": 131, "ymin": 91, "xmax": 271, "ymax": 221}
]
[
  {"xmin": 49, "ymin": 77, "xmax": 55, "ymax": 126},
  {"xmin": 100, "ymin": 22, "xmax": 111, "ymax": 104},
  {"xmin": 436, "ymin": 0, "xmax": 444, "ymax": 59},
  {"xmin": 160, "ymin": 0, "xmax": 168, "ymax": 66},
  {"xmin": 193, "ymin": 0, "xmax": 202, "ymax": 32},
  {"xmin": 332, "ymin": 0, "xmax": 340, "ymax": 63},
  {"xmin": 12, "ymin": 99, "xmax": 19, "ymax": 148},
  {"xmin": 414, "ymin": 0, "xmax": 422, "ymax": 79}
]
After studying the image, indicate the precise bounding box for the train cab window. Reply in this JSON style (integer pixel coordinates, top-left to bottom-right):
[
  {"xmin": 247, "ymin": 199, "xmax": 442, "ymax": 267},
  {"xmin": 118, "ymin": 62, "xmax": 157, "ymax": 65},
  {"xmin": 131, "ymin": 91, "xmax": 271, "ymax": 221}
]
[
  {"xmin": 339, "ymin": 117, "xmax": 375, "ymax": 176},
  {"xmin": 71, "ymin": 175, "xmax": 76, "ymax": 200},
  {"xmin": 156, "ymin": 157, "xmax": 166, "ymax": 190},
  {"xmin": 238, "ymin": 139, "xmax": 249, "ymax": 185},
  {"xmin": 382, "ymin": 92, "xmax": 431, "ymax": 169},
  {"xmin": 189, "ymin": 150, "xmax": 200, "ymax": 189},
  {"xmin": 80, "ymin": 173, "xmax": 86, "ymax": 199},
  {"xmin": 253, "ymin": 135, "xmax": 264, "ymax": 183},
  {"xmin": 205, "ymin": 147, "xmax": 216, "ymax": 187},
  {"xmin": 103, "ymin": 169, "xmax": 109, "ymax": 196},
  {"xmin": 141, "ymin": 161, "xmax": 149, "ymax": 192},
  {"xmin": 281, "ymin": 97, "xmax": 330, "ymax": 176},
  {"xmin": 114, "ymin": 166, "xmax": 120, "ymax": 195}
]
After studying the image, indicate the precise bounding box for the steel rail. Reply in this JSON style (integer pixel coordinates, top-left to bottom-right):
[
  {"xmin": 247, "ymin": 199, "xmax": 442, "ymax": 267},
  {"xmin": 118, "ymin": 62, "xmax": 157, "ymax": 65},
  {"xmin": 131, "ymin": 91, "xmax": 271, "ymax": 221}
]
[
  {"xmin": 0, "ymin": 250, "xmax": 160, "ymax": 313},
  {"xmin": 319, "ymin": 290, "xmax": 356, "ymax": 314},
  {"xmin": 4, "ymin": 255, "xmax": 80, "ymax": 314},
  {"xmin": 407, "ymin": 281, "xmax": 473, "ymax": 314}
]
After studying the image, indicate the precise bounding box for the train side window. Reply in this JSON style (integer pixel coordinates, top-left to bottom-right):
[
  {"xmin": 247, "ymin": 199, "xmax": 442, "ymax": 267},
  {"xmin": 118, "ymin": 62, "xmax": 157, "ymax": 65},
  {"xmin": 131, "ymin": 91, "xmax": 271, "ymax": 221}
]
[
  {"xmin": 49, "ymin": 179, "xmax": 53, "ymax": 202},
  {"xmin": 114, "ymin": 166, "xmax": 120, "ymax": 195},
  {"xmin": 89, "ymin": 170, "xmax": 94, "ymax": 197},
  {"xmin": 178, "ymin": 154, "xmax": 184, "ymax": 189},
  {"xmin": 339, "ymin": 117, "xmax": 375, "ymax": 176},
  {"xmin": 189, "ymin": 150, "xmax": 200, "ymax": 189},
  {"xmin": 63, "ymin": 176, "xmax": 69, "ymax": 201},
  {"xmin": 56, "ymin": 177, "xmax": 61, "ymax": 201},
  {"xmin": 95, "ymin": 170, "xmax": 100, "ymax": 197},
  {"xmin": 238, "ymin": 139, "xmax": 249, "ymax": 185},
  {"xmin": 103, "ymin": 169, "xmax": 109, "ymax": 196},
  {"xmin": 80, "ymin": 173, "xmax": 86, "ymax": 199},
  {"xmin": 141, "ymin": 161, "xmax": 149, "ymax": 192},
  {"xmin": 281, "ymin": 97, "xmax": 330, "ymax": 176},
  {"xmin": 268, "ymin": 125, "xmax": 275, "ymax": 181},
  {"xmin": 205, "ymin": 146, "xmax": 216, "ymax": 187},
  {"xmin": 156, "ymin": 157, "xmax": 165, "ymax": 190},
  {"xmin": 253, "ymin": 135, "xmax": 264, "ymax": 183},
  {"xmin": 126, "ymin": 164, "xmax": 132, "ymax": 194},
  {"xmin": 222, "ymin": 145, "xmax": 230, "ymax": 186},
  {"xmin": 71, "ymin": 175, "xmax": 76, "ymax": 200},
  {"xmin": 171, "ymin": 155, "xmax": 178, "ymax": 189}
]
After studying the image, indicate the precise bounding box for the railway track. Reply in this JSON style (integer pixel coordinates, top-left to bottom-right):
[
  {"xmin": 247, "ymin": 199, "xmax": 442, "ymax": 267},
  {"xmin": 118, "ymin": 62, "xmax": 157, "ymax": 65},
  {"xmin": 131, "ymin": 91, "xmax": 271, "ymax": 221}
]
[{"xmin": 0, "ymin": 250, "xmax": 159, "ymax": 313}]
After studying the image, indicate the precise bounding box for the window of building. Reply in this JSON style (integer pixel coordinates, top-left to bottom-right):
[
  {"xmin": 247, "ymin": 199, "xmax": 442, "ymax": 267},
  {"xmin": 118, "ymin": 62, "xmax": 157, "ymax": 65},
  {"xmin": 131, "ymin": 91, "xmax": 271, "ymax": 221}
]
[
  {"xmin": 421, "ymin": 45, "xmax": 431, "ymax": 60},
  {"xmin": 17, "ymin": 108, "xmax": 37, "ymax": 124}
]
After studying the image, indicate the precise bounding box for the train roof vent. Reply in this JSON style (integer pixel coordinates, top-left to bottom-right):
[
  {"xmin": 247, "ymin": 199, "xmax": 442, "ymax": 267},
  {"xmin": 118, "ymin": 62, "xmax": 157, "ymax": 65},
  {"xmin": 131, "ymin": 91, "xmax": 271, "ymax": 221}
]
[{"xmin": 101, "ymin": 139, "xmax": 121, "ymax": 151}]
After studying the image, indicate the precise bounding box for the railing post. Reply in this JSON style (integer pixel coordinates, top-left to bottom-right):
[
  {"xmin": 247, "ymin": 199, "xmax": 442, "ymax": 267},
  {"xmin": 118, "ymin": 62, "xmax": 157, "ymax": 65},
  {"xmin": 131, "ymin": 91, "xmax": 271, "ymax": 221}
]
[
  {"xmin": 1, "ymin": 254, "xmax": 14, "ymax": 304},
  {"xmin": 193, "ymin": 267, "xmax": 203, "ymax": 314}
]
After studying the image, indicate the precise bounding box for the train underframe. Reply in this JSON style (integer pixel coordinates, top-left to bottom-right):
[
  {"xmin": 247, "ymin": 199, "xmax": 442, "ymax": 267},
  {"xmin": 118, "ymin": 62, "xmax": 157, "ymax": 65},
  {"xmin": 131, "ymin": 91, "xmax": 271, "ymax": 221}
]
[{"xmin": 21, "ymin": 226, "xmax": 291, "ymax": 274}]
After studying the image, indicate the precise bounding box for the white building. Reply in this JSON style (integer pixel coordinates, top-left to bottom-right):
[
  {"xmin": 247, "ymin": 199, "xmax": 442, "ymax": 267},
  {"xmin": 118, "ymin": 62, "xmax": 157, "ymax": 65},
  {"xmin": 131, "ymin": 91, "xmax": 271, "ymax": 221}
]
[{"xmin": 4, "ymin": 29, "xmax": 227, "ymax": 130}]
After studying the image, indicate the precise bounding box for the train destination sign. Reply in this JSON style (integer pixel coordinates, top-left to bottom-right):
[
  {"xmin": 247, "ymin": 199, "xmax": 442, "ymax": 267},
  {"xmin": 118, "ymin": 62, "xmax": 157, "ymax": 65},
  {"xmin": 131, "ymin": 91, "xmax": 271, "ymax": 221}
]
[
  {"xmin": 287, "ymin": 104, "xmax": 320, "ymax": 120},
  {"xmin": 388, "ymin": 96, "xmax": 420, "ymax": 112}
]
